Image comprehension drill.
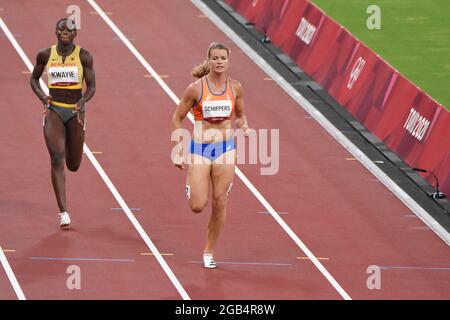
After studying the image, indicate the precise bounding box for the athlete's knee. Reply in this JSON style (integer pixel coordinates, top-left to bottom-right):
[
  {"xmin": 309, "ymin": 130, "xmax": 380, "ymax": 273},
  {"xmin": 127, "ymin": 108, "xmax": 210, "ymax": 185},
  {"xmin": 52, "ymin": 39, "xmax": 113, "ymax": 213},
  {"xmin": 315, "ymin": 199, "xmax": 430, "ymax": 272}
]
[
  {"xmin": 191, "ymin": 203, "xmax": 206, "ymax": 214},
  {"xmin": 212, "ymin": 193, "xmax": 227, "ymax": 208},
  {"xmin": 66, "ymin": 160, "xmax": 81, "ymax": 172},
  {"xmin": 191, "ymin": 205, "xmax": 204, "ymax": 214},
  {"xmin": 186, "ymin": 185, "xmax": 208, "ymax": 213},
  {"xmin": 190, "ymin": 199, "xmax": 208, "ymax": 213},
  {"xmin": 212, "ymin": 183, "xmax": 233, "ymax": 206},
  {"xmin": 50, "ymin": 152, "xmax": 65, "ymax": 169},
  {"xmin": 189, "ymin": 198, "xmax": 208, "ymax": 214}
]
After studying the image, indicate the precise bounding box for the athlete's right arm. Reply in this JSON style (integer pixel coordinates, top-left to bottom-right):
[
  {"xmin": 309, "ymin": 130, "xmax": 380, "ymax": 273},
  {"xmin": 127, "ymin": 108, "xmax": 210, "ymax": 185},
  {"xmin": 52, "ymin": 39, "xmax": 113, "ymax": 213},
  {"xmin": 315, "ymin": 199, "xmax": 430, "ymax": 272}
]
[
  {"xmin": 170, "ymin": 82, "xmax": 199, "ymax": 169},
  {"xmin": 30, "ymin": 48, "xmax": 52, "ymax": 106}
]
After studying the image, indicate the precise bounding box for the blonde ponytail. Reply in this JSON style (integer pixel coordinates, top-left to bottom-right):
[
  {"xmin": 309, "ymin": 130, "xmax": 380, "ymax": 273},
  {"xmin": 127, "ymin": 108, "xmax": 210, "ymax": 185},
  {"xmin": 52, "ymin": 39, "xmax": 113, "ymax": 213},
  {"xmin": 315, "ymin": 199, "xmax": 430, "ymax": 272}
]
[{"xmin": 191, "ymin": 59, "xmax": 210, "ymax": 78}]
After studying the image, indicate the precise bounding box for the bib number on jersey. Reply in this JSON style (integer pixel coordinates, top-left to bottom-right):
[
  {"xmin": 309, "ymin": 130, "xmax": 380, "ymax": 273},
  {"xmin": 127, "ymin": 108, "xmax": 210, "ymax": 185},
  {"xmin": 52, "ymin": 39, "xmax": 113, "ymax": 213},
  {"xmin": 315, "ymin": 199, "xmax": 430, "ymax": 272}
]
[
  {"xmin": 48, "ymin": 66, "xmax": 79, "ymax": 86},
  {"xmin": 202, "ymin": 99, "xmax": 232, "ymax": 121}
]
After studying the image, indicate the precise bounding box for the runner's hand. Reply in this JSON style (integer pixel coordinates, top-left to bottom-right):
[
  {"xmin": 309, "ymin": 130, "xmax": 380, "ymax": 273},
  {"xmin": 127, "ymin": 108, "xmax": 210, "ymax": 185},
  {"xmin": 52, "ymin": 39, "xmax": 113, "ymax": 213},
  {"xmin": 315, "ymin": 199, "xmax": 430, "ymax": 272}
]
[
  {"xmin": 74, "ymin": 97, "xmax": 86, "ymax": 126},
  {"xmin": 42, "ymin": 95, "xmax": 52, "ymax": 114},
  {"xmin": 236, "ymin": 126, "xmax": 251, "ymax": 137},
  {"xmin": 241, "ymin": 126, "xmax": 251, "ymax": 137}
]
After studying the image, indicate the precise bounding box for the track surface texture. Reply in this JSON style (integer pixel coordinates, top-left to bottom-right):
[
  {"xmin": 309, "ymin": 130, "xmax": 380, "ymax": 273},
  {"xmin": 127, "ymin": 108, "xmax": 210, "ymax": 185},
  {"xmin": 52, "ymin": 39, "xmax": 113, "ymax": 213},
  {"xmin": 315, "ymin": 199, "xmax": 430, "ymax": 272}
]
[{"xmin": 0, "ymin": 0, "xmax": 449, "ymax": 300}]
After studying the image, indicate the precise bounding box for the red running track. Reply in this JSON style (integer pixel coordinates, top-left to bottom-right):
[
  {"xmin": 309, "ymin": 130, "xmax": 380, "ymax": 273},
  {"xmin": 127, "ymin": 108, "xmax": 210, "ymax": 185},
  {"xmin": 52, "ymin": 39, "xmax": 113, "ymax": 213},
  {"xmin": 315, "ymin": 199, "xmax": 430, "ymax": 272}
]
[{"xmin": 0, "ymin": 0, "xmax": 449, "ymax": 299}]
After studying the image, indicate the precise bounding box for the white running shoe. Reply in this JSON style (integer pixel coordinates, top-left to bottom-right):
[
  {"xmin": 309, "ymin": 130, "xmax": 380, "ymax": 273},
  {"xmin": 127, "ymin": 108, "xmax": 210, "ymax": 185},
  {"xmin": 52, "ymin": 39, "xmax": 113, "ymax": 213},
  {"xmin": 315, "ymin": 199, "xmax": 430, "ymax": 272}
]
[
  {"xmin": 59, "ymin": 211, "xmax": 71, "ymax": 228},
  {"xmin": 203, "ymin": 253, "xmax": 217, "ymax": 269}
]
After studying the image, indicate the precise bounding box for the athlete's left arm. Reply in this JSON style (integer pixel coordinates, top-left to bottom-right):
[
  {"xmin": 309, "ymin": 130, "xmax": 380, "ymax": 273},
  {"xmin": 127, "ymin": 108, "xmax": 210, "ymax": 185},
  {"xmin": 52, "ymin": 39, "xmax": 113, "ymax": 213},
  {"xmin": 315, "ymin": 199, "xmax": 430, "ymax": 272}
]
[
  {"xmin": 233, "ymin": 80, "xmax": 250, "ymax": 133},
  {"xmin": 79, "ymin": 49, "xmax": 96, "ymax": 110}
]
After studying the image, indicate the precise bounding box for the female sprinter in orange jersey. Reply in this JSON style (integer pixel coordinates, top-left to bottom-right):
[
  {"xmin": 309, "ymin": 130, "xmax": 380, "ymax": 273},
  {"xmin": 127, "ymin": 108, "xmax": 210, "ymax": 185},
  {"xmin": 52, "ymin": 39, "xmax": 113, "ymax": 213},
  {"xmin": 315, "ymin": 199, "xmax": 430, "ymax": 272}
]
[{"xmin": 171, "ymin": 42, "xmax": 250, "ymax": 268}]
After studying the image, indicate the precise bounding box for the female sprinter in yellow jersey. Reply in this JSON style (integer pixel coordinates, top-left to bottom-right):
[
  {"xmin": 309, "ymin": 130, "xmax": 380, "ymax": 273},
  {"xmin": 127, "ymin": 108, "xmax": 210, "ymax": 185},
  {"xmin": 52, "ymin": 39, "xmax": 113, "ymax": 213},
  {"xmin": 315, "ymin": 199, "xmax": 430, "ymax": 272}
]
[
  {"xmin": 171, "ymin": 42, "xmax": 250, "ymax": 268},
  {"xmin": 30, "ymin": 18, "xmax": 95, "ymax": 228}
]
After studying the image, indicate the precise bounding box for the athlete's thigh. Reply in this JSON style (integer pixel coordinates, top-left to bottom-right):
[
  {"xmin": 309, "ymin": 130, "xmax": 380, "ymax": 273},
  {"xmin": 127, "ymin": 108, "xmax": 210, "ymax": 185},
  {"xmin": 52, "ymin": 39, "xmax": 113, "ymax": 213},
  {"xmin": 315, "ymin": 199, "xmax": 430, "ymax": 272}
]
[
  {"xmin": 43, "ymin": 109, "xmax": 66, "ymax": 156},
  {"xmin": 65, "ymin": 112, "xmax": 85, "ymax": 166},
  {"xmin": 187, "ymin": 154, "xmax": 211, "ymax": 202},
  {"xmin": 211, "ymin": 150, "xmax": 235, "ymax": 198}
]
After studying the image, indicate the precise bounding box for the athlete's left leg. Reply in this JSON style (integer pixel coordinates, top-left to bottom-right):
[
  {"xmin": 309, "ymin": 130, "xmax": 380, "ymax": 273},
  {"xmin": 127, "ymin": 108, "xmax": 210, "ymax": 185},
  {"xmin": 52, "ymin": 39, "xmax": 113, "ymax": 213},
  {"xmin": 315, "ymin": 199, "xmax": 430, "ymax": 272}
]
[
  {"xmin": 204, "ymin": 150, "xmax": 236, "ymax": 256},
  {"xmin": 65, "ymin": 112, "xmax": 85, "ymax": 172}
]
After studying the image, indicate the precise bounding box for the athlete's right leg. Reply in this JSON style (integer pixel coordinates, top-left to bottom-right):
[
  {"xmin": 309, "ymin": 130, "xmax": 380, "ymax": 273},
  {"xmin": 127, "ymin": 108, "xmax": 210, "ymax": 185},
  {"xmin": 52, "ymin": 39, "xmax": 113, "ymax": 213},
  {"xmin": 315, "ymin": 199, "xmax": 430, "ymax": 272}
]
[
  {"xmin": 186, "ymin": 154, "xmax": 211, "ymax": 213},
  {"xmin": 43, "ymin": 109, "xmax": 67, "ymax": 213}
]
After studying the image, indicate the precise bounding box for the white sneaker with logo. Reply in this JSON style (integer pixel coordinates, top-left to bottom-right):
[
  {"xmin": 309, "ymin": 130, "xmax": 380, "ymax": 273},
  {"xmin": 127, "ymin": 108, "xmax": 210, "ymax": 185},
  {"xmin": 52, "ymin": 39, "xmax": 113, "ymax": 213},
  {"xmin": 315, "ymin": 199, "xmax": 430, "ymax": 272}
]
[
  {"xmin": 59, "ymin": 211, "xmax": 71, "ymax": 229},
  {"xmin": 203, "ymin": 253, "xmax": 217, "ymax": 269}
]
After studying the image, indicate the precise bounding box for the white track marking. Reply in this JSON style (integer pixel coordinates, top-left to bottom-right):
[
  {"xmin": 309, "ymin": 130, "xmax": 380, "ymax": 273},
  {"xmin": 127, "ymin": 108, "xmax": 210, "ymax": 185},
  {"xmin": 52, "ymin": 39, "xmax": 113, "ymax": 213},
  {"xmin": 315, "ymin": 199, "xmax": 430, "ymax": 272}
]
[
  {"xmin": 0, "ymin": 245, "xmax": 26, "ymax": 300},
  {"xmin": 83, "ymin": 145, "xmax": 190, "ymax": 299},
  {"xmin": 87, "ymin": 0, "xmax": 351, "ymax": 300},
  {"xmin": 190, "ymin": 0, "xmax": 450, "ymax": 246},
  {"xmin": 0, "ymin": 17, "xmax": 29, "ymax": 301},
  {"xmin": 0, "ymin": 16, "xmax": 190, "ymax": 301}
]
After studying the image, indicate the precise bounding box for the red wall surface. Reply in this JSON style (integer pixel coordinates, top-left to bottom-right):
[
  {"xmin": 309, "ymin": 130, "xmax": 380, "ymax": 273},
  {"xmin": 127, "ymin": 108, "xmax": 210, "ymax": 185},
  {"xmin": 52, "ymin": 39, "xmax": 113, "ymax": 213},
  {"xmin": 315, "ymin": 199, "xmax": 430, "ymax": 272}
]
[{"xmin": 225, "ymin": 0, "xmax": 450, "ymax": 195}]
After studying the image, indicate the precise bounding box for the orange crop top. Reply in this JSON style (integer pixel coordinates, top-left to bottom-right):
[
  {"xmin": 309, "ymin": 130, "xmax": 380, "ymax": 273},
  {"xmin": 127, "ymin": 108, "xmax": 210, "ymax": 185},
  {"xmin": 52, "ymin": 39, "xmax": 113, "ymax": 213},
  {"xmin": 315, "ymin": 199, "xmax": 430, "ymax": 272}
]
[{"xmin": 192, "ymin": 76, "xmax": 235, "ymax": 123}]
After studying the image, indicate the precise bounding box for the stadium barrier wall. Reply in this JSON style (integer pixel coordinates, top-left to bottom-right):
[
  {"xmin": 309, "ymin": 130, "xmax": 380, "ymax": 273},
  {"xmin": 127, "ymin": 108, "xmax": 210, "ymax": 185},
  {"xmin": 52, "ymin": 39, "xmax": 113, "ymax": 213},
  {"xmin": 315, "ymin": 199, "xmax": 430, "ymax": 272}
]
[{"xmin": 224, "ymin": 0, "xmax": 450, "ymax": 196}]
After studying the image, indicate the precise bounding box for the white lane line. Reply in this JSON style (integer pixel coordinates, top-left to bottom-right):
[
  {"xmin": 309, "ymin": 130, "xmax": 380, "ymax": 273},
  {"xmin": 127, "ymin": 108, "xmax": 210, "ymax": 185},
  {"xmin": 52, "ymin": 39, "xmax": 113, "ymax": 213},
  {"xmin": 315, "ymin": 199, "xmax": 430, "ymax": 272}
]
[
  {"xmin": 188, "ymin": 261, "xmax": 292, "ymax": 266},
  {"xmin": 235, "ymin": 169, "xmax": 351, "ymax": 300},
  {"xmin": 189, "ymin": 1, "xmax": 450, "ymax": 247},
  {"xmin": 0, "ymin": 245, "xmax": 25, "ymax": 300},
  {"xmin": 30, "ymin": 257, "xmax": 135, "ymax": 262},
  {"xmin": 83, "ymin": 145, "xmax": 188, "ymax": 300},
  {"xmin": 0, "ymin": 16, "xmax": 190, "ymax": 301},
  {"xmin": 86, "ymin": 0, "xmax": 351, "ymax": 300},
  {"xmin": 0, "ymin": 17, "xmax": 29, "ymax": 301}
]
